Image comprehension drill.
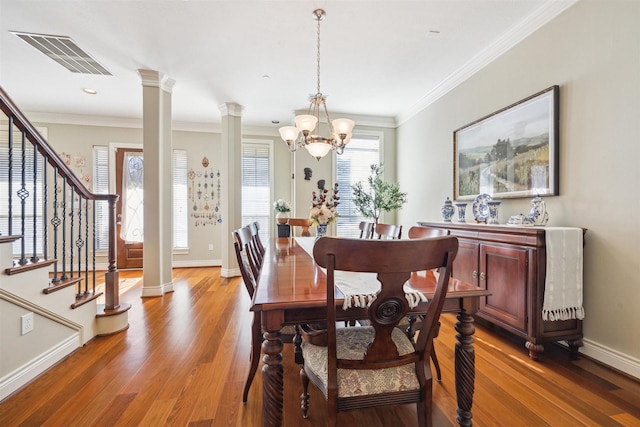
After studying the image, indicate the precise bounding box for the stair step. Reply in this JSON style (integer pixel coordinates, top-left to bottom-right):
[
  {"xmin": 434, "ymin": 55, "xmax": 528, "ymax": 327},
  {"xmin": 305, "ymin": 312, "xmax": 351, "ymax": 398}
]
[
  {"xmin": 5, "ymin": 258, "xmax": 57, "ymax": 275},
  {"xmin": 71, "ymin": 291, "xmax": 104, "ymax": 309},
  {"xmin": 43, "ymin": 276, "xmax": 83, "ymax": 294}
]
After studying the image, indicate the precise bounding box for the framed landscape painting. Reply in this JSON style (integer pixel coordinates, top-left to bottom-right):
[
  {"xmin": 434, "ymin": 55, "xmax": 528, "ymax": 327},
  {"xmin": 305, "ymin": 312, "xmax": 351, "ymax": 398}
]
[{"xmin": 454, "ymin": 85, "xmax": 559, "ymax": 200}]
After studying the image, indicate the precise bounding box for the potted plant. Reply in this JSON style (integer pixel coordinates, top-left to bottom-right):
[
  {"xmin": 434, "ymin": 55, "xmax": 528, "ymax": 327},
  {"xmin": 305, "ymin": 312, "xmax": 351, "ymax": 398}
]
[
  {"xmin": 273, "ymin": 199, "xmax": 291, "ymax": 224},
  {"xmin": 351, "ymin": 164, "xmax": 407, "ymax": 224}
]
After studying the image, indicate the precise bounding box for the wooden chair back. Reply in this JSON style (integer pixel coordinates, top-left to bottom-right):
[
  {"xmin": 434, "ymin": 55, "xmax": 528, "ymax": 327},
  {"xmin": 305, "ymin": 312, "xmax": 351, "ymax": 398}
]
[
  {"xmin": 310, "ymin": 236, "xmax": 458, "ymax": 424},
  {"xmin": 408, "ymin": 225, "xmax": 450, "ymax": 239},
  {"xmin": 288, "ymin": 218, "xmax": 312, "ymax": 237},
  {"xmin": 374, "ymin": 223, "xmax": 402, "ymax": 239},
  {"xmin": 247, "ymin": 222, "xmax": 264, "ymax": 267},
  {"xmin": 249, "ymin": 221, "xmax": 266, "ymax": 257},
  {"xmin": 358, "ymin": 221, "xmax": 374, "ymax": 239},
  {"xmin": 232, "ymin": 227, "xmax": 259, "ymax": 296}
]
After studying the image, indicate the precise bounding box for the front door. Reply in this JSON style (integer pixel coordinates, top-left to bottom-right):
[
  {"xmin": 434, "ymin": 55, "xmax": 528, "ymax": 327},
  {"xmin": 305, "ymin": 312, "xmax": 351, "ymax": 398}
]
[{"xmin": 116, "ymin": 148, "xmax": 144, "ymax": 269}]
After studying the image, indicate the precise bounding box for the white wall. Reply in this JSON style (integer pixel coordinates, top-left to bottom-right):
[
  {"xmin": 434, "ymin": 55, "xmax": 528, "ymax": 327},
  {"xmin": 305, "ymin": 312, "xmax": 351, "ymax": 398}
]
[{"xmin": 396, "ymin": 0, "xmax": 640, "ymax": 376}]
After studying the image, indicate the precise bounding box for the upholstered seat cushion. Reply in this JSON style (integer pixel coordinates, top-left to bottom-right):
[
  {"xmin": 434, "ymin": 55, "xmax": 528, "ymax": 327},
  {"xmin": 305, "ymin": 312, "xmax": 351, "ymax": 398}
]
[{"xmin": 301, "ymin": 326, "xmax": 420, "ymax": 397}]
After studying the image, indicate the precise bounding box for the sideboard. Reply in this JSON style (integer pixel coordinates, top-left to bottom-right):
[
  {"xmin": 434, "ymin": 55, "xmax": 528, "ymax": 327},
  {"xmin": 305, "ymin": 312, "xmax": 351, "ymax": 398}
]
[{"xmin": 417, "ymin": 221, "xmax": 584, "ymax": 360}]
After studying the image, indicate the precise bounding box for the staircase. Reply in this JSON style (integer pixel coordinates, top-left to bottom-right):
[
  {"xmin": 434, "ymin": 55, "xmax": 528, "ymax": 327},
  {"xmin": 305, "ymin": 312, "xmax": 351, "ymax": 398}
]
[{"xmin": 0, "ymin": 86, "xmax": 129, "ymax": 401}]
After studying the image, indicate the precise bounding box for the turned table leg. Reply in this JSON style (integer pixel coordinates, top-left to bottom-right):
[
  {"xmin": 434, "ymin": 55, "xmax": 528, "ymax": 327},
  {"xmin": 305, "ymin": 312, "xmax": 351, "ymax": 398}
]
[
  {"xmin": 455, "ymin": 310, "xmax": 476, "ymax": 427},
  {"xmin": 262, "ymin": 329, "xmax": 283, "ymax": 427}
]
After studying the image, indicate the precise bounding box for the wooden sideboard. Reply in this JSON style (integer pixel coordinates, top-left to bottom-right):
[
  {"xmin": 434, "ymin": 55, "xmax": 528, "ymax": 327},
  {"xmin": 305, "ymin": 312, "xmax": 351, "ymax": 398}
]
[{"xmin": 417, "ymin": 221, "xmax": 584, "ymax": 360}]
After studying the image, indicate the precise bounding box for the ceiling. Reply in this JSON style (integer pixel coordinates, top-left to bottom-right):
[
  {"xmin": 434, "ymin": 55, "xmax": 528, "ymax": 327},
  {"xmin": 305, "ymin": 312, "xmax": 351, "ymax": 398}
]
[{"xmin": 0, "ymin": 0, "xmax": 576, "ymax": 130}]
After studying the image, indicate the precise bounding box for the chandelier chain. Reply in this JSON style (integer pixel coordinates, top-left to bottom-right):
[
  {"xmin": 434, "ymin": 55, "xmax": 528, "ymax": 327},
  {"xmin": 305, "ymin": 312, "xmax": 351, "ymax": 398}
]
[{"xmin": 316, "ymin": 13, "xmax": 321, "ymax": 95}]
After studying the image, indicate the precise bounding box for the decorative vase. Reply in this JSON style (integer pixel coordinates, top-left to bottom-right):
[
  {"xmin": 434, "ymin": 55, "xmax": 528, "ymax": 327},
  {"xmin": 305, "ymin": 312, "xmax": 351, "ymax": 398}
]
[
  {"xmin": 441, "ymin": 197, "xmax": 455, "ymax": 222},
  {"xmin": 487, "ymin": 201, "xmax": 501, "ymax": 224},
  {"xmin": 316, "ymin": 223, "xmax": 328, "ymax": 240},
  {"xmin": 527, "ymin": 195, "xmax": 549, "ymax": 226},
  {"xmin": 455, "ymin": 202, "xmax": 467, "ymax": 223},
  {"xmin": 275, "ymin": 211, "xmax": 289, "ymax": 225}
]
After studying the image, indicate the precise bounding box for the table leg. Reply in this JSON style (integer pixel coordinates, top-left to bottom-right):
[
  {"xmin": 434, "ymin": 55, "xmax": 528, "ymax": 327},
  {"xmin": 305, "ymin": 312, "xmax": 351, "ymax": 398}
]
[
  {"xmin": 262, "ymin": 329, "xmax": 283, "ymax": 427},
  {"xmin": 455, "ymin": 310, "xmax": 475, "ymax": 427}
]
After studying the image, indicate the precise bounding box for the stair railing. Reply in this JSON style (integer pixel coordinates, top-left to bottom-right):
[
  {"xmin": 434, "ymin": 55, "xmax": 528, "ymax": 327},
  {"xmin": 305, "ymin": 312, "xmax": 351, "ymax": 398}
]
[{"xmin": 0, "ymin": 85, "xmax": 121, "ymax": 310}]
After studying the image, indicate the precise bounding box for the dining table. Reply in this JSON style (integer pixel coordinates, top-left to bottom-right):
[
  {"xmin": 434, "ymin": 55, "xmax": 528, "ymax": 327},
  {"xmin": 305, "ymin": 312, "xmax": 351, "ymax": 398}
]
[{"xmin": 251, "ymin": 236, "xmax": 491, "ymax": 427}]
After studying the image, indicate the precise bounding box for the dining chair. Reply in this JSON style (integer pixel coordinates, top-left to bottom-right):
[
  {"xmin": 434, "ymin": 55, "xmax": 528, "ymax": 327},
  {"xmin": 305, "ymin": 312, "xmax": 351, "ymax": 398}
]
[
  {"xmin": 358, "ymin": 221, "xmax": 374, "ymax": 239},
  {"xmin": 405, "ymin": 225, "xmax": 451, "ymax": 381},
  {"xmin": 247, "ymin": 222, "xmax": 264, "ymax": 268},
  {"xmin": 374, "ymin": 222, "xmax": 402, "ymax": 239},
  {"xmin": 407, "ymin": 225, "xmax": 450, "ymax": 239},
  {"xmin": 233, "ymin": 227, "xmax": 297, "ymax": 403},
  {"xmin": 288, "ymin": 218, "xmax": 312, "ymax": 237},
  {"xmin": 301, "ymin": 236, "xmax": 458, "ymax": 426},
  {"xmin": 250, "ymin": 221, "xmax": 266, "ymax": 258}
]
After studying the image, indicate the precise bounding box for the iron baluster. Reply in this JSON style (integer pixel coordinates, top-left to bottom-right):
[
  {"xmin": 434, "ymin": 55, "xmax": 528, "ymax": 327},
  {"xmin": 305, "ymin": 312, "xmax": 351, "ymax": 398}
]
[
  {"xmin": 84, "ymin": 197, "xmax": 89, "ymax": 294},
  {"xmin": 61, "ymin": 179, "xmax": 67, "ymax": 280},
  {"xmin": 92, "ymin": 199, "xmax": 96, "ymax": 294},
  {"xmin": 51, "ymin": 171, "xmax": 60, "ymax": 282},
  {"xmin": 8, "ymin": 116, "xmax": 13, "ymax": 235},
  {"xmin": 76, "ymin": 196, "xmax": 84, "ymax": 297},
  {"xmin": 17, "ymin": 131, "xmax": 28, "ymax": 265},
  {"xmin": 69, "ymin": 189, "xmax": 74, "ymax": 279},
  {"xmin": 31, "ymin": 145, "xmax": 39, "ymax": 263},
  {"xmin": 42, "ymin": 153, "xmax": 48, "ymax": 260}
]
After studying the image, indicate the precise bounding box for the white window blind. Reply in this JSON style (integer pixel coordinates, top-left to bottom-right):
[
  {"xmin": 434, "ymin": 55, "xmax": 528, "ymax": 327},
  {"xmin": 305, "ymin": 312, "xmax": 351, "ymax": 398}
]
[
  {"xmin": 242, "ymin": 142, "xmax": 271, "ymax": 240},
  {"xmin": 335, "ymin": 135, "xmax": 380, "ymax": 237},
  {"xmin": 93, "ymin": 146, "xmax": 109, "ymax": 250},
  {"xmin": 173, "ymin": 150, "xmax": 188, "ymax": 249}
]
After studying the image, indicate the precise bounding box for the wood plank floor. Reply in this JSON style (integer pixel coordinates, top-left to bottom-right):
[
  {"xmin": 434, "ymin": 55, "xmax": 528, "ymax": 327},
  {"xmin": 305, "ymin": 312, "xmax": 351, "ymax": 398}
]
[{"xmin": 1, "ymin": 267, "xmax": 639, "ymax": 426}]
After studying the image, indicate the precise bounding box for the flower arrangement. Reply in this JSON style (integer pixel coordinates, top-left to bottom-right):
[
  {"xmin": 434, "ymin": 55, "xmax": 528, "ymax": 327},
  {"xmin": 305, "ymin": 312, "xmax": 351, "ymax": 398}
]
[
  {"xmin": 273, "ymin": 199, "xmax": 291, "ymax": 213},
  {"xmin": 310, "ymin": 183, "xmax": 340, "ymax": 226}
]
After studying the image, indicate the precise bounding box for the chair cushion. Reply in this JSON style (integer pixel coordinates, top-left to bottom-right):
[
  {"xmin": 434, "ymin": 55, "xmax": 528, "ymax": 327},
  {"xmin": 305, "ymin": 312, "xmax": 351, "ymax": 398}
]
[{"xmin": 301, "ymin": 326, "xmax": 420, "ymax": 397}]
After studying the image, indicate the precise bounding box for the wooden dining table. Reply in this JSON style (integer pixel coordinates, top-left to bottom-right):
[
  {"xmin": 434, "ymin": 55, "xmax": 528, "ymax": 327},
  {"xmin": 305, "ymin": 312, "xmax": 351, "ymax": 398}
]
[{"xmin": 251, "ymin": 237, "xmax": 491, "ymax": 427}]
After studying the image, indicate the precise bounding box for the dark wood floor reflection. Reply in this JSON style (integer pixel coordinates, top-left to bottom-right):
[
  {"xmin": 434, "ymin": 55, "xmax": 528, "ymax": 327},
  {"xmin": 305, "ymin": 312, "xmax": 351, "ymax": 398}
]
[{"xmin": 1, "ymin": 268, "xmax": 639, "ymax": 426}]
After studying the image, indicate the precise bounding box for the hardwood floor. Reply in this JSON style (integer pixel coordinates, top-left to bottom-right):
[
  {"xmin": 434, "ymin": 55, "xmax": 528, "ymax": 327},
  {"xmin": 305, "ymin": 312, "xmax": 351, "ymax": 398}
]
[{"xmin": 1, "ymin": 267, "xmax": 639, "ymax": 426}]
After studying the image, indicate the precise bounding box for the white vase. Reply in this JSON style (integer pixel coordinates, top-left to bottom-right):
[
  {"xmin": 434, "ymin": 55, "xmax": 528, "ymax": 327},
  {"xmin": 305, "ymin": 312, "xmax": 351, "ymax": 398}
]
[{"xmin": 276, "ymin": 211, "xmax": 289, "ymax": 224}]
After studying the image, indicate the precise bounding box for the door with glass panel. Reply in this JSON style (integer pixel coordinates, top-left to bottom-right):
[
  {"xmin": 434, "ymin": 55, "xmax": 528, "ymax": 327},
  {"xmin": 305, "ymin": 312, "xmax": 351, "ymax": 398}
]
[{"xmin": 116, "ymin": 148, "xmax": 143, "ymax": 268}]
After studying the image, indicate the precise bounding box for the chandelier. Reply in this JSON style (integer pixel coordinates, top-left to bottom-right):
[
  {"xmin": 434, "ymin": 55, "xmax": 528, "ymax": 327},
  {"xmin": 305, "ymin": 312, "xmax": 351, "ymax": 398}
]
[{"xmin": 279, "ymin": 9, "xmax": 355, "ymax": 161}]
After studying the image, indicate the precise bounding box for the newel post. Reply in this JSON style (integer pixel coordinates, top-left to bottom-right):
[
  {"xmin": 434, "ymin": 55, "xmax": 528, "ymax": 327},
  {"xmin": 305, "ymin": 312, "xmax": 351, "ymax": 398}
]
[{"xmin": 105, "ymin": 194, "xmax": 120, "ymax": 310}]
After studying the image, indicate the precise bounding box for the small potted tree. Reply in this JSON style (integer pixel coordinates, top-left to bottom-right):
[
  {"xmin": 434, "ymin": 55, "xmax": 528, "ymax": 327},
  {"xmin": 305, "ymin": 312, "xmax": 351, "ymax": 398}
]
[{"xmin": 351, "ymin": 164, "xmax": 407, "ymax": 224}]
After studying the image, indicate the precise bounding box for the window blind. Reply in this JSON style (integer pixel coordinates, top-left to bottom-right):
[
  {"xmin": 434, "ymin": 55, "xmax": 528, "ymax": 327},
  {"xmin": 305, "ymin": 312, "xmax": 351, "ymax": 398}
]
[
  {"xmin": 173, "ymin": 150, "xmax": 188, "ymax": 249},
  {"xmin": 335, "ymin": 135, "xmax": 380, "ymax": 237},
  {"xmin": 242, "ymin": 142, "xmax": 271, "ymax": 240}
]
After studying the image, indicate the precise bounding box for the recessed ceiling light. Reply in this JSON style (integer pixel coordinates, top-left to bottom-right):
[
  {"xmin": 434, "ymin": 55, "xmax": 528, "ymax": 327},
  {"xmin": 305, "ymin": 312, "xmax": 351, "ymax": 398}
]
[
  {"xmin": 427, "ymin": 30, "xmax": 441, "ymax": 38},
  {"xmin": 271, "ymin": 120, "xmax": 280, "ymax": 124},
  {"xmin": 262, "ymin": 74, "xmax": 271, "ymax": 79},
  {"xmin": 82, "ymin": 88, "xmax": 97, "ymax": 95}
]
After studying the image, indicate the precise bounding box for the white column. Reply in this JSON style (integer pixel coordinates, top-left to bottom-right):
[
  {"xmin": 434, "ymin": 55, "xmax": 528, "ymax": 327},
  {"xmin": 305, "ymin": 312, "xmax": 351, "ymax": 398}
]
[
  {"xmin": 138, "ymin": 69, "xmax": 175, "ymax": 296},
  {"xmin": 218, "ymin": 102, "xmax": 243, "ymax": 278}
]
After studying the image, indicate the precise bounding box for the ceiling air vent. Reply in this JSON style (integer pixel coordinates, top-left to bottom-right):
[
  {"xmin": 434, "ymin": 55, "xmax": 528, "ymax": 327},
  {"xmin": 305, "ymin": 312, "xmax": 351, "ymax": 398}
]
[{"xmin": 10, "ymin": 31, "xmax": 112, "ymax": 76}]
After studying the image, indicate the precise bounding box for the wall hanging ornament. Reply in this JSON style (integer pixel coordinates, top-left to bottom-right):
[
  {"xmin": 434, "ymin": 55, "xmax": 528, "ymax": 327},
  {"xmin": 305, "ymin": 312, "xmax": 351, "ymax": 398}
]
[{"xmin": 188, "ymin": 156, "xmax": 223, "ymax": 227}]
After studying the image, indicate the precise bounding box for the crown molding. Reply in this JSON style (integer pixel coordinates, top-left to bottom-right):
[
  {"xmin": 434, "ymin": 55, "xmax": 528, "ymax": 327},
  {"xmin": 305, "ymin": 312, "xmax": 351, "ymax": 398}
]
[
  {"xmin": 218, "ymin": 102, "xmax": 244, "ymax": 117},
  {"xmin": 396, "ymin": 0, "xmax": 579, "ymax": 126},
  {"xmin": 137, "ymin": 69, "xmax": 176, "ymax": 93}
]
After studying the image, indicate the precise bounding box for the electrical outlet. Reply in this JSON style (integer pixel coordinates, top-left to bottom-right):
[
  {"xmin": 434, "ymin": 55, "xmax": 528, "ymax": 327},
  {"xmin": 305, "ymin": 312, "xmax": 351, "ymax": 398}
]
[
  {"xmin": 208, "ymin": 243, "xmax": 214, "ymax": 251},
  {"xmin": 21, "ymin": 312, "xmax": 34, "ymax": 335}
]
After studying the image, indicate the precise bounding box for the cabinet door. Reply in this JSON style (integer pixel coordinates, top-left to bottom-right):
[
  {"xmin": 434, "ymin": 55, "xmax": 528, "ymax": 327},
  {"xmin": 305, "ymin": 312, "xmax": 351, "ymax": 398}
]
[
  {"xmin": 478, "ymin": 243, "xmax": 528, "ymax": 333},
  {"xmin": 451, "ymin": 238, "xmax": 479, "ymax": 286}
]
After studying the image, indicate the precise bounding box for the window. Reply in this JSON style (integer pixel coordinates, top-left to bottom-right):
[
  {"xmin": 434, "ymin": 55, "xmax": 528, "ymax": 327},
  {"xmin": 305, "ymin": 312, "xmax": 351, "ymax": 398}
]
[
  {"xmin": 335, "ymin": 134, "xmax": 381, "ymax": 237},
  {"xmin": 0, "ymin": 126, "xmax": 46, "ymax": 255},
  {"xmin": 92, "ymin": 146, "xmax": 189, "ymax": 251},
  {"xmin": 173, "ymin": 150, "xmax": 188, "ymax": 249},
  {"xmin": 242, "ymin": 141, "xmax": 272, "ymax": 239},
  {"xmin": 93, "ymin": 146, "xmax": 110, "ymax": 251}
]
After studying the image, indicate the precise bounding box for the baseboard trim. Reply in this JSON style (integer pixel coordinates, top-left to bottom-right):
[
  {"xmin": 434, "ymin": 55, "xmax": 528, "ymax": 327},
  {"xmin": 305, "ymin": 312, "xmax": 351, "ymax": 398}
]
[
  {"xmin": 581, "ymin": 339, "xmax": 640, "ymax": 380},
  {"xmin": 0, "ymin": 334, "xmax": 80, "ymax": 402}
]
